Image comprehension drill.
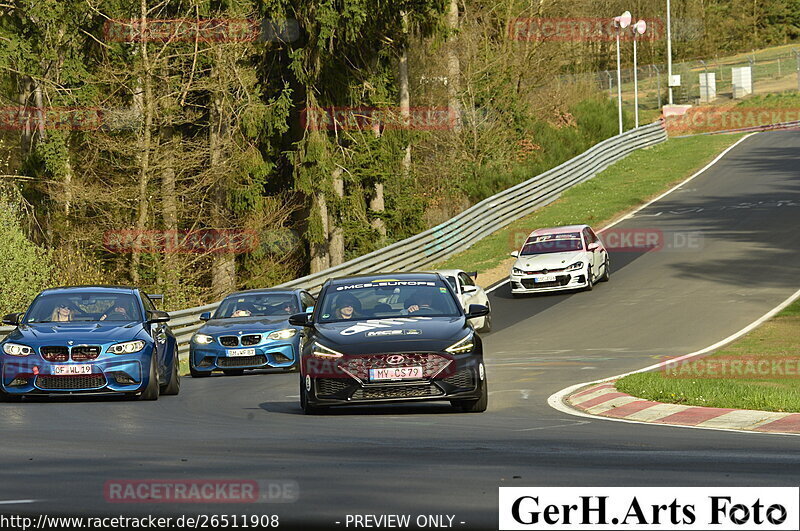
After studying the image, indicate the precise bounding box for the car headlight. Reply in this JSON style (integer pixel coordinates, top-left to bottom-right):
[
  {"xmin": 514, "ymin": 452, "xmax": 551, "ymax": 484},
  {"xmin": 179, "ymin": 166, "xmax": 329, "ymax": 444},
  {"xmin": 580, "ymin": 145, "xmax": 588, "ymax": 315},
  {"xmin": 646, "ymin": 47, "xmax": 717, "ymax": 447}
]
[
  {"xmin": 445, "ymin": 334, "xmax": 474, "ymax": 354},
  {"xmin": 311, "ymin": 342, "xmax": 344, "ymax": 359},
  {"xmin": 267, "ymin": 329, "xmax": 297, "ymax": 341},
  {"xmin": 192, "ymin": 333, "xmax": 214, "ymax": 345},
  {"xmin": 107, "ymin": 340, "xmax": 146, "ymax": 354},
  {"xmin": 512, "ymin": 267, "xmax": 524, "ymax": 275},
  {"xmin": 3, "ymin": 342, "xmax": 33, "ymax": 356},
  {"xmin": 565, "ymin": 261, "xmax": 584, "ymax": 272}
]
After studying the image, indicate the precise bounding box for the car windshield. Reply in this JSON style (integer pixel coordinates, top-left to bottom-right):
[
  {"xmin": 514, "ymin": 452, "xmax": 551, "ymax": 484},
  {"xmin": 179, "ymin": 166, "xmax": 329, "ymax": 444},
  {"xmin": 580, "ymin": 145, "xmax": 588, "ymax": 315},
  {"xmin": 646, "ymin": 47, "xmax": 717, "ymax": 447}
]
[
  {"xmin": 25, "ymin": 292, "xmax": 142, "ymax": 323},
  {"xmin": 520, "ymin": 232, "xmax": 584, "ymax": 255},
  {"xmin": 215, "ymin": 293, "xmax": 299, "ymax": 318},
  {"xmin": 318, "ymin": 279, "xmax": 461, "ymax": 322}
]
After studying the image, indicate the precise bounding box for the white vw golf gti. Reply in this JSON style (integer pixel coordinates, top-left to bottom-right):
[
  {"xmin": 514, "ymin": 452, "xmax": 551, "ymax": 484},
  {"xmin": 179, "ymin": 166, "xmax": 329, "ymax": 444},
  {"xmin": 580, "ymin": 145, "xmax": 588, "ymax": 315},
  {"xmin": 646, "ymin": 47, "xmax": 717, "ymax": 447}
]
[{"xmin": 509, "ymin": 224, "xmax": 609, "ymax": 295}]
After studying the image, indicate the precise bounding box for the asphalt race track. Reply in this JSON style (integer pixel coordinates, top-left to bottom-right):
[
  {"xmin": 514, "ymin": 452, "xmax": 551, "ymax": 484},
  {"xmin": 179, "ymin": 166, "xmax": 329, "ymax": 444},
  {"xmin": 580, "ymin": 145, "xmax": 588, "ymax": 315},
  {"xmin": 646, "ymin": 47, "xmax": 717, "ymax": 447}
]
[{"xmin": 1, "ymin": 131, "xmax": 800, "ymax": 530}]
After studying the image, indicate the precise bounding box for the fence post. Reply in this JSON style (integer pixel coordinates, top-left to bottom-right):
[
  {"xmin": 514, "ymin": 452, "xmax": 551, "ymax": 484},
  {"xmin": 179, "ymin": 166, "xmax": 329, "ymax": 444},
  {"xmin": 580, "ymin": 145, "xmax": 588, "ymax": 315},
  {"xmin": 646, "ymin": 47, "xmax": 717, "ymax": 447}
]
[
  {"xmin": 653, "ymin": 65, "xmax": 662, "ymax": 109},
  {"xmin": 795, "ymin": 49, "xmax": 800, "ymax": 92}
]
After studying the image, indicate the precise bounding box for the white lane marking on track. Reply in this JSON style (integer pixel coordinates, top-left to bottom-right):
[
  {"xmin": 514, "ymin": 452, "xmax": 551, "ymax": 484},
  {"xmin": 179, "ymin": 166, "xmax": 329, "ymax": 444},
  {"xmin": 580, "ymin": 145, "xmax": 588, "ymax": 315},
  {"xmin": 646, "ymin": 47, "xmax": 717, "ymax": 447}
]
[
  {"xmin": 549, "ymin": 286, "xmax": 800, "ymax": 437},
  {"xmin": 0, "ymin": 500, "xmax": 36, "ymax": 505},
  {"xmin": 486, "ymin": 132, "xmax": 758, "ymax": 296},
  {"xmin": 546, "ymin": 133, "xmax": 800, "ymax": 436},
  {"xmin": 600, "ymin": 132, "xmax": 757, "ymax": 230},
  {"xmin": 515, "ymin": 420, "xmax": 591, "ymax": 432}
]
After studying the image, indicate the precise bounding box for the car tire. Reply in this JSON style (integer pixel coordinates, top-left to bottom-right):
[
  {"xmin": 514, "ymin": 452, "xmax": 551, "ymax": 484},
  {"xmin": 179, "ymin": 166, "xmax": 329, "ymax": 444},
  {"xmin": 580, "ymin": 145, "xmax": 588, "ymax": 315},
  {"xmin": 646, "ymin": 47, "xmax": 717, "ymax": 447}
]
[
  {"xmin": 139, "ymin": 355, "xmax": 160, "ymax": 401},
  {"xmin": 599, "ymin": 256, "xmax": 611, "ymax": 282},
  {"xmin": 454, "ymin": 380, "xmax": 488, "ymax": 413},
  {"xmin": 584, "ymin": 268, "xmax": 594, "ymax": 291},
  {"xmin": 300, "ymin": 377, "xmax": 326, "ymax": 415},
  {"xmin": 160, "ymin": 354, "xmax": 181, "ymax": 395},
  {"xmin": 479, "ymin": 312, "xmax": 492, "ymax": 333},
  {"xmin": 189, "ymin": 365, "xmax": 211, "ymax": 378},
  {"xmin": 223, "ymin": 369, "xmax": 245, "ymax": 376}
]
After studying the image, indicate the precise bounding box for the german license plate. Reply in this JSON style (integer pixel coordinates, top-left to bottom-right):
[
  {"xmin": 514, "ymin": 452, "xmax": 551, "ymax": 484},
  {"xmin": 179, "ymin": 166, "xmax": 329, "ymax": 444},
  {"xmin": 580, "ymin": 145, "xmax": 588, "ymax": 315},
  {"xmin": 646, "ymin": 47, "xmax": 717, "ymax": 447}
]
[
  {"xmin": 227, "ymin": 348, "xmax": 255, "ymax": 357},
  {"xmin": 369, "ymin": 366, "xmax": 423, "ymax": 381},
  {"xmin": 53, "ymin": 365, "xmax": 92, "ymax": 375},
  {"xmin": 535, "ymin": 275, "xmax": 556, "ymax": 283}
]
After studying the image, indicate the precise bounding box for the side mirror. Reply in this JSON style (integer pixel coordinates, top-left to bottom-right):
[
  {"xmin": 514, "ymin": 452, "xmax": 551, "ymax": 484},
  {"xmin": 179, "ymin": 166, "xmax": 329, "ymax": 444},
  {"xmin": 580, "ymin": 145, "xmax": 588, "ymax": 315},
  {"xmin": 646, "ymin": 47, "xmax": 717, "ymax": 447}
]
[
  {"xmin": 587, "ymin": 242, "xmax": 600, "ymax": 251},
  {"xmin": 2, "ymin": 312, "xmax": 22, "ymax": 326},
  {"xmin": 510, "ymin": 250, "xmax": 519, "ymax": 258},
  {"xmin": 463, "ymin": 285, "xmax": 478, "ymax": 294},
  {"xmin": 465, "ymin": 304, "xmax": 490, "ymax": 319},
  {"xmin": 147, "ymin": 310, "xmax": 170, "ymax": 323},
  {"xmin": 199, "ymin": 311, "xmax": 212, "ymax": 321},
  {"xmin": 288, "ymin": 312, "xmax": 313, "ymax": 327}
]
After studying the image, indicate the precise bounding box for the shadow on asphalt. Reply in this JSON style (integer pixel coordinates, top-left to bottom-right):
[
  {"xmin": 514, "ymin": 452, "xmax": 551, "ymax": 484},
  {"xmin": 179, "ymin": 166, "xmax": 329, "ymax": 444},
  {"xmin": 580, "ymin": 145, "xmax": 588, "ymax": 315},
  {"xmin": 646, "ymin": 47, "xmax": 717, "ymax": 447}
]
[{"xmin": 258, "ymin": 400, "xmax": 466, "ymax": 416}]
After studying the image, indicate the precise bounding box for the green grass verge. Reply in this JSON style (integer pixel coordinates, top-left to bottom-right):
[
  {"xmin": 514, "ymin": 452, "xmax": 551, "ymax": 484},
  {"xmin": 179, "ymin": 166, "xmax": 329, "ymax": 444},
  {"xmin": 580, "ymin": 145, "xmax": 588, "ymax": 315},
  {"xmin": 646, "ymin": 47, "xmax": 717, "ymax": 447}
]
[
  {"xmin": 735, "ymin": 92, "xmax": 800, "ymax": 109},
  {"xmin": 436, "ymin": 132, "xmax": 746, "ymax": 274},
  {"xmin": 617, "ymin": 297, "xmax": 800, "ymax": 412},
  {"xmin": 179, "ymin": 356, "xmax": 190, "ymax": 377}
]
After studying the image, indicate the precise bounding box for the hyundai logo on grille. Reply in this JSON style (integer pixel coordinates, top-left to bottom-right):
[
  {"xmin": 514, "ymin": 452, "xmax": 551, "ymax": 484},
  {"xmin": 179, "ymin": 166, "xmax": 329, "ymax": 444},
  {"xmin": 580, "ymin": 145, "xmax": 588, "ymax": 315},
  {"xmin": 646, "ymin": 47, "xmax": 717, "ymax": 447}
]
[{"xmin": 386, "ymin": 355, "xmax": 405, "ymax": 365}]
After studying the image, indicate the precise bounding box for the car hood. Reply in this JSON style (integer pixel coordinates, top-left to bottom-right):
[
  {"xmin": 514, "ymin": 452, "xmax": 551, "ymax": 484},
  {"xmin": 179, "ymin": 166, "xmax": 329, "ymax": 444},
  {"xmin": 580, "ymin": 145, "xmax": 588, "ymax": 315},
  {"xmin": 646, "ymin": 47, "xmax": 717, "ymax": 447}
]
[
  {"xmin": 199, "ymin": 316, "xmax": 293, "ymax": 336},
  {"xmin": 312, "ymin": 316, "xmax": 469, "ymax": 355},
  {"xmin": 7, "ymin": 322, "xmax": 145, "ymax": 344},
  {"xmin": 513, "ymin": 251, "xmax": 588, "ymax": 271}
]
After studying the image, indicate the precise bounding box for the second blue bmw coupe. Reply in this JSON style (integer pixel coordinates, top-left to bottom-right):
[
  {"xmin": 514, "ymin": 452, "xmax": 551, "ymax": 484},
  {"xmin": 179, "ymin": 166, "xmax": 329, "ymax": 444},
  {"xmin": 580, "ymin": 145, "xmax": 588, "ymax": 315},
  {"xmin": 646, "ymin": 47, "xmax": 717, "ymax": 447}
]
[
  {"xmin": 189, "ymin": 288, "xmax": 315, "ymax": 377},
  {"xmin": 1, "ymin": 286, "xmax": 179, "ymax": 400}
]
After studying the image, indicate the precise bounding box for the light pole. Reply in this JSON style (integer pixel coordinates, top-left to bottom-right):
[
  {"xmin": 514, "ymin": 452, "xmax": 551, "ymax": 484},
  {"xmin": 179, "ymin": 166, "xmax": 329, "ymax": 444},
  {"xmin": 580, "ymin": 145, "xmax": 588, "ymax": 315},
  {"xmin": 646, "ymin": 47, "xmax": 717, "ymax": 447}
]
[
  {"xmin": 666, "ymin": 0, "xmax": 673, "ymax": 105},
  {"xmin": 614, "ymin": 11, "xmax": 632, "ymax": 135},
  {"xmin": 632, "ymin": 19, "xmax": 647, "ymax": 128}
]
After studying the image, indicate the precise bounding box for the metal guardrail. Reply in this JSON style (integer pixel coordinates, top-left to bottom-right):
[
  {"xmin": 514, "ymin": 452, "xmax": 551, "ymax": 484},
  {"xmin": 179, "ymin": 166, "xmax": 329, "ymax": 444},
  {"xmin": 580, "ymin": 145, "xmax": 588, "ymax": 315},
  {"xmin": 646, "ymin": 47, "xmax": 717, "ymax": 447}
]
[{"xmin": 0, "ymin": 120, "xmax": 667, "ymax": 355}]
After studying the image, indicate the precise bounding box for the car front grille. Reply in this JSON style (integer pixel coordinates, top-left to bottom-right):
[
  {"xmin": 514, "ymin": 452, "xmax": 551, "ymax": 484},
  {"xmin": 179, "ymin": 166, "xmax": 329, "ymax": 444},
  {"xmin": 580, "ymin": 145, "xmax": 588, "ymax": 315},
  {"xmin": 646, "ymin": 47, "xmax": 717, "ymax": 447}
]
[
  {"xmin": 219, "ymin": 336, "xmax": 239, "ymax": 347},
  {"xmin": 442, "ymin": 368, "xmax": 476, "ymax": 389},
  {"xmin": 217, "ymin": 355, "xmax": 267, "ymax": 368},
  {"xmin": 341, "ymin": 353, "xmax": 452, "ymax": 381},
  {"xmin": 520, "ymin": 274, "xmax": 571, "ymax": 289},
  {"xmin": 317, "ymin": 378, "xmax": 353, "ymax": 397},
  {"xmin": 240, "ymin": 334, "xmax": 261, "ymax": 346},
  {"xmin": 40, "ymin": 346, "xmax": 69, "ymax": 362},
  {"xmin": 71, "ymin": 346, "xmax": 101, "ymax": 361},
  {"xmin": 36, "ymin": 374, "xmax": 106, "ymax": 390},
  {"xmin": 351, "ymin": 383, "xmax": 442, "ymax": 400},
  {"xmin": 525, "ymin": 267, "xmax": 566, "ymax": 275}
]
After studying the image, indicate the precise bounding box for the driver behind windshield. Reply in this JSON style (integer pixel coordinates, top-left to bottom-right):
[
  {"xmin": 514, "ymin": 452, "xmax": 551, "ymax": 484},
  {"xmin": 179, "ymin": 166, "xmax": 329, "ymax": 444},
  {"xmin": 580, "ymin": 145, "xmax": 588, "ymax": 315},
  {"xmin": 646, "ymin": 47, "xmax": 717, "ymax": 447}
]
[
  {"xmin": 231, "ymin": 302, "xmax": 256, "ymax": 318},
  {"xmin": 100, "ymin": 299, "xmax": 132, "ymax": 321},
  {"xmin": 50, "ymin": 304, "xmax": 75, "ymax": 322},
  {"xmin": 333, "ymin": 294, "xmax": 361, "ymax": 320},
  {"xmin": 405, "ymin": 289, "xmax": 439, "ymax": 314}
]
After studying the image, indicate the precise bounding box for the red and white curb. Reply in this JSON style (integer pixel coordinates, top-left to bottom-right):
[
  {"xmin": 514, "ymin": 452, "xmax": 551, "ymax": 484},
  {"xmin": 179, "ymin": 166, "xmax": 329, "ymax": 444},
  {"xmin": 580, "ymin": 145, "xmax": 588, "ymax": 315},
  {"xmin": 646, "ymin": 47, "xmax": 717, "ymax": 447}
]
[{"xmin": 569, "ymin": 382, "xmax": 800, "ymax": 434}]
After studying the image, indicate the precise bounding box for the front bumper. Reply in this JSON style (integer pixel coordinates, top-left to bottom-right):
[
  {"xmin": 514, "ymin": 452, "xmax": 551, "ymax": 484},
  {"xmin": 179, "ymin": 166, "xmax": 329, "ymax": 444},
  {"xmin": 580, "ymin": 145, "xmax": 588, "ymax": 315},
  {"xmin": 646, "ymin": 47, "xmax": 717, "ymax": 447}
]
[
  {"xmin": 510, "ymin": 270, "xmax": 589, "ymax": 294},
  {"xmin": 190, "ymin": 342, "xmax": 297, "ymax": 372},
  {"xmin": 303, "ymin": 351, "xmax": 485, "ymax": 406},
  {"xmin": 0, "ymin": 352, "xmax": 150, "ymax": 395}
]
